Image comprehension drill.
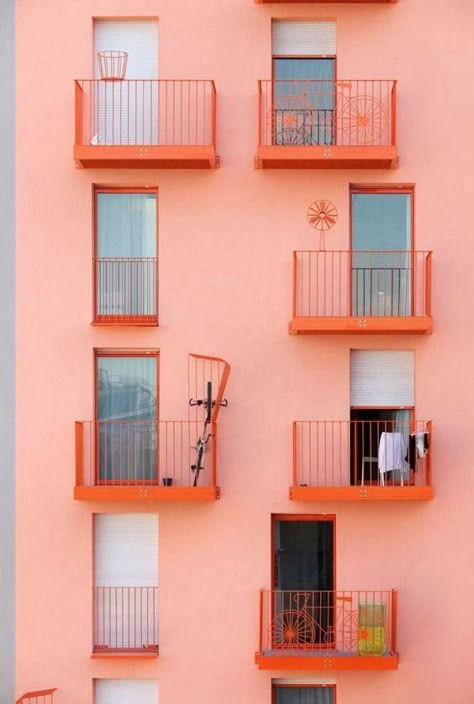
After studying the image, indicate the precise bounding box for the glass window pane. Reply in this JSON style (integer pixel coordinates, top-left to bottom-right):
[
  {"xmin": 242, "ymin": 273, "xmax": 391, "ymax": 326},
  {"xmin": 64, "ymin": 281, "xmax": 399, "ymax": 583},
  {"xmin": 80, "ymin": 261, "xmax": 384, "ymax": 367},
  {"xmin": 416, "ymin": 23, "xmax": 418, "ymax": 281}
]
[
  {"xmin": 273, "ymin": 59, "xmax": 335, "ymax": 146},
  {"xmin": 352, "ymin": 193, "xmax": 411, "ymax": 252},
  {"xmin": 97, "ymin": 356, "xmax": 157, "ymax": 421},
  {"xmin": 351, "ymin": 193, "xmax": 412, "ymax": 317},
  {"xmin": 97, "ymin": 193, "xmax": 157, "ymax": 257}
]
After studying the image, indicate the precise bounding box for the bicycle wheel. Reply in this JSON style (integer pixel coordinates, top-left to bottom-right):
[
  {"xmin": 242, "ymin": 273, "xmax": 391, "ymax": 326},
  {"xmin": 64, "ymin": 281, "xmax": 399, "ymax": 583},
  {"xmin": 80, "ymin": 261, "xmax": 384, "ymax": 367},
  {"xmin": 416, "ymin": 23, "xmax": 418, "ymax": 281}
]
[{"xmin": 270, "ymin": 608, "xmax": 316, "ymax": 647}]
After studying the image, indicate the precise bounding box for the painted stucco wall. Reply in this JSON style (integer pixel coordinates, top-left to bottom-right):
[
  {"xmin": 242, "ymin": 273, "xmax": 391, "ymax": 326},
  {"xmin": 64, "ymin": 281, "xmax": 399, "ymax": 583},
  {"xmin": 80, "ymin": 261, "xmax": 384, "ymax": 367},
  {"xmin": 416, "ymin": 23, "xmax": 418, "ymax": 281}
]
[{"xmin": 16, "ymin": 1, "xmax": 474, "ymax": 703}]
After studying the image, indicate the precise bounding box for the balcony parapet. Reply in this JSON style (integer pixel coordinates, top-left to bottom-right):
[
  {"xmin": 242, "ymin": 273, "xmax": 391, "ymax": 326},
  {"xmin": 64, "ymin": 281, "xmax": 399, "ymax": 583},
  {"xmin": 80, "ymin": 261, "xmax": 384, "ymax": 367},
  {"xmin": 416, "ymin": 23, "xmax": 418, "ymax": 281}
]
[
  {"xmin": 256, "ymin": 589, "xmax": 399, "ymax": 670},
  {"xmin": 290, "ymin": 250, "xmax": 432, "ymax": 334},
  {"xmin": 74, "ymin": 79, "xmax": 218, "ymax": 169},
  {"xmin": 256, "ymin": 79, "xmax": 397, "ymax": 169},
  {"xmin": 93, "ymin": 586, "xmax": 159, "ymax": 657},
  {"xmin": 75, "ymin": 420, "xmax": 219, "ymax": 501},
  {"xmin": 292, "ymin": 420, "xmax": 433, "ymax": 501}
]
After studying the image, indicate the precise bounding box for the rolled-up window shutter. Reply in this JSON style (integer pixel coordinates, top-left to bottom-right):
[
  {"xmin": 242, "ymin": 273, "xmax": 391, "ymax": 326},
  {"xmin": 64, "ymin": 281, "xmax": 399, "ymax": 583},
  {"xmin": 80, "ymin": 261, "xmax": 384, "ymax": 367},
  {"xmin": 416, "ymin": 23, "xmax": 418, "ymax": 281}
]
[
  {"xmin": 94, "ymin": 20, "xmax": 159, "ymax": 78},
  {"xmin": 272, "ymin": 21, "xmax": 336, "ymax": 56},
  {"xmin": 95, "ymin": 514, "xmax": 159, "ymax": 587},
  {"xmin": 96, "ymin": 680, "xmax": 159, "ymax": 704},
  {"xmin": 350, "ymin": 351, "xmax": 415, "ymax": 407}
]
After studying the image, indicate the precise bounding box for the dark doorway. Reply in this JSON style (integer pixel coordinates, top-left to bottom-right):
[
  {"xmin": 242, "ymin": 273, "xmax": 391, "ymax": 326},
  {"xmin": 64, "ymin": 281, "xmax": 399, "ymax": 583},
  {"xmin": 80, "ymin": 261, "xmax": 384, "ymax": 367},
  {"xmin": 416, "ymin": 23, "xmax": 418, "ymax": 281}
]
[{"xmin": 272, "ymin": 517, "xmax": 335, "ymax": 647}]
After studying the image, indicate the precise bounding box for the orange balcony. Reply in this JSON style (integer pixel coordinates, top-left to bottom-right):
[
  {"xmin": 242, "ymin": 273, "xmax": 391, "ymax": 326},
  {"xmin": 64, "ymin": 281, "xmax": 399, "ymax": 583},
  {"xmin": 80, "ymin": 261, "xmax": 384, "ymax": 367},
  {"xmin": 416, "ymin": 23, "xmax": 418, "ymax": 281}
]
[
  {"xmin": 93, "ymin": 586, "xmax": 159, "ymax": 658},
  {"xmin": 75, "ymin": 353, "xmax": 230, "ymax": 501},
  {"xmin": 291, "ymin": 420, "xmax": 433, "ymax": 501},
  {"xmin": 92, "ymin": 257, "xmax": 159, "ymax": 326},
  {"xmin": 256, "ymin": 589, "xmax": 398, "ymax": 670},
  {"xmin": 17, "ymin": 691, "xmax": 57, "ymax": 704},
  {"xmin": 74, "ymin": 79, "xmax": 218, "ymax": 169},
  {"xmin": 75, "ymin": 419, "xmax": 219, "ymax": 501},
  {"xmin": 256, "ymin": 80, "xmax": 397, "ymax": 169},
  {"xmin": 290, "ymin": 250, "xmax": 432, "ymax": 334}
]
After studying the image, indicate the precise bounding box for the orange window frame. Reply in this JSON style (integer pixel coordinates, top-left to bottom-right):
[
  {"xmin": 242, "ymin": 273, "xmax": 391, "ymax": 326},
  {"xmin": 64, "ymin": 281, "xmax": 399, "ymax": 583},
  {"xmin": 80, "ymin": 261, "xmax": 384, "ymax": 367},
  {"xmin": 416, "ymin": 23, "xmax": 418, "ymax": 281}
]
[
  {"xmin": 272, "ymin": 683, "xmax": 336, "ymax": 704},
  {"xmin": 271, "ymin": 515, "xmax": 337, "ymax": 648},
  {"xmin": 271, "ymin": 514, "xmax": 336, "ymax": 592},
  {"xmin": 93, "ymin": 349, "xmax": 160, "ymax": 486},
  {"xmin": 92, "ymin": 184, "xmax": 160, "ymax": 320},
  {"xmin": 271, "ymin": 56, "xmax": 337, "ymax": 146},
  {"xmin": 349, "ymin": 185, "xmax": 415, "ymax": 317},
  {"xmin": 92, "ymin": 185, "xmax": 159, "ymax": 322}
]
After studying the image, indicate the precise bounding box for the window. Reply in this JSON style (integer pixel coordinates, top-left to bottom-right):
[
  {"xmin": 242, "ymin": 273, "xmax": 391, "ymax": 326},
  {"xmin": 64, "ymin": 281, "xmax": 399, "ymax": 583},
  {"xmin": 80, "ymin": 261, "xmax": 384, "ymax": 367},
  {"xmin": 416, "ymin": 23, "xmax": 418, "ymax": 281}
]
[
  {"xmin": 94, "ymin": 515, "xmax": 159, "ymax": 652},
  {"xmin": 272, "ymin": 21, "xmax": 336, "ymax": 146},
  {"xmin": 95, "ymin": 351, "xmax": 159, "ymax": 483},
  {"xmin": 94, "ymin": 188, "xmax": 158, "ymax": 323},
  {"xmin": 273, "ymin": 684, "xmax": 335, "ymax": 704},
  {"xmin": 93, "ymin": 19, "xmax": 159, "ymax": 145},
  {"xmin": 350, "ymin": 350, "xmax": 417, "ymax": 486},
  {"xmin": 351, "ymin": 187, "xmax": 413, "ymax": 317},
  {"xmin": 95, "ymin": 680, "xmax": 159, "ymax": 704}
]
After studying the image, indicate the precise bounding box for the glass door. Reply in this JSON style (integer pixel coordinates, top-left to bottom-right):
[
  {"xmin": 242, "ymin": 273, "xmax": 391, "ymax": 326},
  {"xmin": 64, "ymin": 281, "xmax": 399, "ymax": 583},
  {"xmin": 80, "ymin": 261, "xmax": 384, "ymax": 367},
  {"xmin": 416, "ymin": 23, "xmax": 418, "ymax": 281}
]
[
  {"xmin": 272, "ymin": 517, "xmax": 335, "ymax": 648},
  {"xmin": 351, "ymin": 191, "xmax": 413, "ymax": 317},
  {"xmin": 96, "ymin": 354, "xmax": 158, "ymax": 483},
  {"xmin": 273, "ymin": 58, "xmax": 335, "ymax": 146},
  {"xmin": 95, "ymin": 191, "xmax": 157, "ymax": 319}
]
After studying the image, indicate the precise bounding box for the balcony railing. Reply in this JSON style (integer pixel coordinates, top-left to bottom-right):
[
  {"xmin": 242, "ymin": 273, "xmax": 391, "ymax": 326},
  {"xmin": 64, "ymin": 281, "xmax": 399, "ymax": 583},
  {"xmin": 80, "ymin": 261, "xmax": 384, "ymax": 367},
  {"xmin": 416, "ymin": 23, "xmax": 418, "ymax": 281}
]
[
  {"xmin": 75, "ymin": 419, "xmax": 218, "ymax": 501},
  {"xmin": 290, "ymin": 250, "xmax": 432, "ymax": 334},
  {"xmin": 17, "ymin": 691, "xmax": 57, "ymax": 704},
  {"xmin": 93, "ymin": 586, "xmax": 159, "ymax": 655},
  {"xmin": 256, "ymin": 590, "xmax": 398, "ymax": 670},
  {"xmin": 74, "ymin": 79, "xmax": 218, "ymax": 168},
  {"xmin": 292, "ymin": 420, "xmax": 433, "ymax": 500},
  {"xmin": 93, "ymin": 257, "xmax": 158, "ymax": 325},
  {"xmin": 256, "ymin": 80, "xmax": 397, "ymax": 168}
]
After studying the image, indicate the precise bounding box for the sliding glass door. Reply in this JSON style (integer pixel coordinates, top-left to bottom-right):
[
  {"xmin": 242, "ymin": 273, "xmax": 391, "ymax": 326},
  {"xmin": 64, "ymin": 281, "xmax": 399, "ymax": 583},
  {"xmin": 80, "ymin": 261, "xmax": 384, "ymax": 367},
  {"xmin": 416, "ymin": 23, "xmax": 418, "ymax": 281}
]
[
  {"xmin": 351, "ymin": 191, "xmax": 413, "ymax": 317},
  {"xmin": 96, "ymin": 353, "xmax": 158, "ymax": 482},
  {"xmin": 95, "ymin": 191, "xmax": 157, "ymax": 320},
  {"xmin": 273, "ymin": 58, "xmax": 335, "ymax": 146}
]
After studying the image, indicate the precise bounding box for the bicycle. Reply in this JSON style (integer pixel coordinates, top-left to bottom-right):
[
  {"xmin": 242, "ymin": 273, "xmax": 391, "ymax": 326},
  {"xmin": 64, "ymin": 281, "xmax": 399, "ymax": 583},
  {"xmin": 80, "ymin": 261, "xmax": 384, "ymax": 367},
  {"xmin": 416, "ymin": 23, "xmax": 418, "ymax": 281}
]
[
  {"xmin": 270, "ymin": 591, "xmax": 360, "ymax": 654},
  {"xmin": 189, "ymin": 381, "xmax": 228, "ymax": 487}
]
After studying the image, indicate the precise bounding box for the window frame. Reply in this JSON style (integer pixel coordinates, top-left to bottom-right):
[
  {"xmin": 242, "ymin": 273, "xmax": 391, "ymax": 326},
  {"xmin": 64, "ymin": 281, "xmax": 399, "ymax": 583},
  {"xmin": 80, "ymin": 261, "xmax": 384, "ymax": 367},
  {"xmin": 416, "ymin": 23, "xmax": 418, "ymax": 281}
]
[
  {"xmin": 272, "ymin": 683, "xmax": 337, "ymax": 704},
  {"xmin": 92, "ymin": 185, "xmax": 159, "ymax": 324}
]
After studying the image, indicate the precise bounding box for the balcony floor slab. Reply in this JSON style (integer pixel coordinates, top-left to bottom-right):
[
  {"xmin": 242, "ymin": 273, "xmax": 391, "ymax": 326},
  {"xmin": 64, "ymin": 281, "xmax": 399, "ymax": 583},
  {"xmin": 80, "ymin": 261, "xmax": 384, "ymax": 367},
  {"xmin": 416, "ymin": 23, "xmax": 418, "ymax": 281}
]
[
  {"xmin": 74, "ymin": 486, "xmax": 220, "ymax": 501},
  {"xmin": 255, "ymin": 145, "xmax": 398, "ymax": 169},
  {"xmin": 255, "ymin": 651, "xmax": 399, "ymax": 671},
  {"xmin": 289, "ymin": 316, "xmax": 432, "ymax": 335},
  {"xmin": 74, "ymin": 145, "xmax": 219, "ymax": 169},
  {"xmin": 290, "ymin": 485, "xmax": 433, "ymax": 501}
]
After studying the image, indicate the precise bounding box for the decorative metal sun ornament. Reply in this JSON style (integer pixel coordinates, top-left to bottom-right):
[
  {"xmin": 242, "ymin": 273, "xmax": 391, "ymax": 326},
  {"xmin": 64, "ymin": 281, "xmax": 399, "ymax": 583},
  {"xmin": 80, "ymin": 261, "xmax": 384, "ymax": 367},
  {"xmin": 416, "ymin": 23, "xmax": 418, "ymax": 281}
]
[{"xmin": 306, "ymin": 200, "xmax": 338, "ymax": 250}]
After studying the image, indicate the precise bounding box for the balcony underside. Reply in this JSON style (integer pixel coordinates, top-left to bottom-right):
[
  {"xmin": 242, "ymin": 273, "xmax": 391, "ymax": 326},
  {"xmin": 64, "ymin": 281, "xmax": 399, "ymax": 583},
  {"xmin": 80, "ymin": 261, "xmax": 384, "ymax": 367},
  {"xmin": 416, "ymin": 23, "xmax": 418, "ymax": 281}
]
[
  {"xmin": 74, "ymin": 145, "xmax": 219, "ymax": 169},
  {"xmin": 92, "ymin": 648, "xmax": 159, "ymax": 659},
  {"xmin": 74, "ymin": 485, "xmax": 220, "ymax": 501},
  {"xmin": 255, "ymin": 652, "xmax": 399, "ymax": 671},
  {"xmin": 290, "ymin": 485, "xmax": 433, "ymax": 501},
  {"xmin": 290, "ymin": 315, "xmax": 432, "ymax": 335},
  {"xmin": 255, "ymin": 145, "xmax": 398, "ymax": 169}
]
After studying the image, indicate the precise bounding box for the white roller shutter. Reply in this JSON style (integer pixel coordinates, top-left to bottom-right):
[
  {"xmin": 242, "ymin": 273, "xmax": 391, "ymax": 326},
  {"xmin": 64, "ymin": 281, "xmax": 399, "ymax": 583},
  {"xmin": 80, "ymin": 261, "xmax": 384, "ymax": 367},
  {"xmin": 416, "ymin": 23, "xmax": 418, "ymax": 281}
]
[
  {"xmin": 350, "ymin": 351, "xmax": 414, "ymax": 407},
  {"xmin": 95, "ymin": 514, "xmax": 158, "ymax": 586},
  {"xmin": 94, "ymin": 20, "xmax": 159, "ymax": 78},
  {"xmin": 96, "ymin": 680, "xmax": 159, "ymax": 704},
  {"xmin": 272, "ymin": 21, "xmax": 336, "ymax": 56}
]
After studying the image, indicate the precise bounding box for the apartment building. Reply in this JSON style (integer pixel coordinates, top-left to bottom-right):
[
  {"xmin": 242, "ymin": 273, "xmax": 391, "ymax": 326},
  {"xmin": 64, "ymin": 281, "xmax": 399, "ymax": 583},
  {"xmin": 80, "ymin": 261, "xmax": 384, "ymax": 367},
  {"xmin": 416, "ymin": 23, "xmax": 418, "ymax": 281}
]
[{"xmin": 10, "ymin": 1, "xmax": 474, "ymax": 704}]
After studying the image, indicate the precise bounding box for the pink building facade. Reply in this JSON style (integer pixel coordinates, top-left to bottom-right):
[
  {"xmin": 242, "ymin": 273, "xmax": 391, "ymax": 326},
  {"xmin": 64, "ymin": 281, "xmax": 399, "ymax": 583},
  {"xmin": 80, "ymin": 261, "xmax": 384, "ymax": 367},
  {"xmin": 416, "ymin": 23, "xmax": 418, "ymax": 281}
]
[{"xmin": 12, "ymin": 1, "xmax": 474, "ymax": 704}]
